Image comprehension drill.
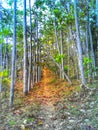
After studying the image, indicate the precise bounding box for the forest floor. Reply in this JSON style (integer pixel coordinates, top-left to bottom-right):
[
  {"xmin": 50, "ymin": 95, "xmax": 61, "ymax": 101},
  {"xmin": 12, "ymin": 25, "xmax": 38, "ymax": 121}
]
[{"xmin": 0, "ymin": 68, "xmax": 98, "ymax": 130}]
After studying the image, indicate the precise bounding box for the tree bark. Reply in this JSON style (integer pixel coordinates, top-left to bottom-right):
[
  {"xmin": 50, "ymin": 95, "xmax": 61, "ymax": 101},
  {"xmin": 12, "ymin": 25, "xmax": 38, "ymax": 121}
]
[
  {"xmin": 74, "ymin": 0, "xmax": 86, "ymax": 85},
  {"xmin": 28, "ymin": 0, "xmax": 32, "ymax": 91},
  {"xmin": 89, "ymin": 24, "xmax": 96, "ymax": 77},
  {"xmin": 96, "ymin": 0, "xmax": 98, "ymax": 48},
  {"xmin": 9, "ymin": 0, "xmax": 16, "ymax": 107},
  {"xmin": 23, "ymin": 0, "xmax": 28, "ymax": 96},
  {"xmin": 60, "ymin": 30, "xmax": 64, "ymax": 79},
  {"xmin": 0, "ymin": 44, "xmax": 2, "ymax": 93},
  {"xmin": 53, "ymin": 20, "xmax": 60, "ymax": 54}
]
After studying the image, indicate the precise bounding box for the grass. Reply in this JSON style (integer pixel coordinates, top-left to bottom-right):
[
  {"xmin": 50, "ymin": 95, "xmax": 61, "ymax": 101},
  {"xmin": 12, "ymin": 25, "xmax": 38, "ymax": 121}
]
[{"xmin": 9, "ymin": 120, "xmax": 15, "ymax": 126}]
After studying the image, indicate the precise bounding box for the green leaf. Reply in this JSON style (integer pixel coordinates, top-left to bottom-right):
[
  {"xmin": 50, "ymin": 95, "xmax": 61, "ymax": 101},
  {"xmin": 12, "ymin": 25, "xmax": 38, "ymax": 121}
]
[
  {"xmin": 0, "ymin": 70, "xmax": 8, "ymax": 77},
  {"xmin": 54, "ymin": 54, "xmax": 64, "ymax": 63},
  {"xmin": 0, "ymin": 72, "xmax": 3, "ymax": 77},
  {"xmin": 0, "ymin": 39, "xmax": 4, "ymax": 44},
  {"xmin": 3, "ymin": 70, "xmax": 8, "ymax": 77},
  {"xmin": 9, "ymin": 120, "xmax": 15, "ymax": 126},
  {"xmin": 64, "ymin": 66, "xmax": 68, "ymax": 72},
  {"xmin": 3, "ymin": 78, "xmax": 10, "ymax": 84},
  {"xmin": 83, "ymin": 57, "xmax": 92, "ymax": 65}
]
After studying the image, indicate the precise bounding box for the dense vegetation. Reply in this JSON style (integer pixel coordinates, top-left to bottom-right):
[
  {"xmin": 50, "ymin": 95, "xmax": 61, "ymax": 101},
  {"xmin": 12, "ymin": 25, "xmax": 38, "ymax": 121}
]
[{"xmin": 0, "ymin": 0, "xmax": 98, "ymax": 129}]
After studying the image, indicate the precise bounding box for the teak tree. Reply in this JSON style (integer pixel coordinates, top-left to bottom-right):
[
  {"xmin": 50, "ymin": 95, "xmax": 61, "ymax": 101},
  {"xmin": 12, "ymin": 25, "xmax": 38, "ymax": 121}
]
[
  {"xmin": 74, "ymin": 0, "xmax": 85, "ymax": 86},
  {"xmin": 9, "ymin": 0, "xmax": 17, "ymax": 107},
  {"xmin": 23, "ymin": 0, "xmax": 28, "ymax": 96}
]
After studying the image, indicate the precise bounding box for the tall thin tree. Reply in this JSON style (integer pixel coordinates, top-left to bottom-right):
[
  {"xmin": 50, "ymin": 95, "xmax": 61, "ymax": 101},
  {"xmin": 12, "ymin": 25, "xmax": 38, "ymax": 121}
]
[
  {"xmin": 28, "ymin": 0, "xmax": 32, "ymax": 91},
  {"xmin": 74, "ymin": 0, "xmax": 85, "ymax": 86},
  {"xmin": 0, "ymin": 43, "xmax": 2, "ymax": 93},
  {"xmin": 23, "ymin": 0, "xmax": 28, "ymax": 95},
  {"xmin": 96, "ymin": 0, "xmax": 98, "ymax": 49},
  {"xmin": 9, "ymin": 0, "xmax": 16, "ymax": 106}
]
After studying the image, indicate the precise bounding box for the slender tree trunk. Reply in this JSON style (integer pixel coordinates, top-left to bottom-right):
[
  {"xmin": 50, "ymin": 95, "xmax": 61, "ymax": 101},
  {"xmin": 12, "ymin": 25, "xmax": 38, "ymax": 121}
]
[
  {"xmin": 23, "ymin": 0, "xmax": 28, "ymax": 96},
  {"xmin": 34, "ymin": 0, "xmax": 38, "ymax": 83},
  {"xmin": 96, "ymin": 0, "xmax": 98, "ymax": 49},
  {"xmin": 38, "ymin": 44, "xmax": 41, "ymax": 82},
  {"xmin": 95, "ymin": 0, "xmax": 98, "ymax": 68},
  {"xmin": 60, "ymin": 30, "xmax": 64, "ymax": 79},
  {"xmin": 5, "ymin": 39, "xmax": 9, "ymax": 71},
  {"xmin": 69, "ymin": 27, "xmax": 79, "ymax": 79},
  {"xmin": 35, "ymin": 45, "xmax": 38, "ymax": 83},
  {"xmin": 9, "ymin": 0, "xmax": 16, "ymax": 107},
  {"xmin": 35, "ymin": 17, "xmax": 39, "ymax": 83},
  {"xmin": 0, "ymin": 44, "xmax": 2, "ymax": 93},
  {"xmin": 74, "ymin": 0, "xmax": 85, "ymax": 86},
  {"xmin": 89, "ymin": 24, "xmax": 96, "ymax": 77},
  {"xmin": 68, "ymin": 45, "xmax": 70, "ymax": 77},
  {"xmin": 48, "ymin": 51, "xmax": 72, "ymax": 84},
  {"xmin": 86, "ymin": 20, "xmax": 89, "ymax": 58},
  {"xmin": 54, "ymin": 21, "xmax": 60, "ymax": 53},
  {"xmin": 32, "ymin": 57, "xmax": 35, "ymax": 86},
  {"xmin": 85, "ymin": 4, "xmax": 90, "ymax": 80},
  {"xmin": 28, "ymin": 0, "xmax": 32, "ymax": 91}
]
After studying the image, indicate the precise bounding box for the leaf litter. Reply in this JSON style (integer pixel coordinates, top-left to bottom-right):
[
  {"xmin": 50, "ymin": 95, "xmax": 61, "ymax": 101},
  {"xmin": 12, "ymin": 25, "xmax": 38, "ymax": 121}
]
[{"xmin": 0, "ymin": 68, "xmax": 98, "ymax": 130}]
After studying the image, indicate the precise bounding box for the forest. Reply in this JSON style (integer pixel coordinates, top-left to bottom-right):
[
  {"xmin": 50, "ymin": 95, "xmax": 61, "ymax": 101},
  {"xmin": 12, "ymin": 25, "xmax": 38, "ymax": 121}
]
[{"xmin": 0, "ymin": 0, "xmax": 98, "ymax": 129}]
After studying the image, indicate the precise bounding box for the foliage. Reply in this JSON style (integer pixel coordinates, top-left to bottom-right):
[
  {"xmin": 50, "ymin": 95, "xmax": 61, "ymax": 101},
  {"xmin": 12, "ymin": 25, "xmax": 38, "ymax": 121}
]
[
  {"xmin": 92, "ymin": 66, "xmax": 98, "ymax": 71},
  {"xmin": 0, "ymin": 28, "xmax": 12, "ymax": 37},
  {"xmin": 26, "ymin": 118, "xmax": 34, "ymax": 123},
  {"xmin": 2, "ymin": 78, "xmax": 10, "ymax": 86},
  {"xmin": 16, "ymin": 43, "xmax": 23, "ymax": 56},
  {"xmin": 83, "ymin": 57, "xmax": 92, "ymax": 77},
  {"xmin": 83, "ymin": 57, "xmax": 92, "ymax": 66},
  {"xmin": 64, "ymin": 65, "xmax": 68, "ymax": 73},
  {"xmin": 9, "ymin": 120, "xmax": 15, "ymax": 126},
  {"xmin": 53, "ymin": 54, "xmax": 64, "ymax": 64},
  {"xmin": 0, "ymin": 69, "xmax": 9, "ymax": 77},
  {"xmin": 0, "ymin": 69, "xmax": 10, "ymax": 86},
  {"xmin": 0, "ymin": 38, "xmax": 4, "ymax": 44}
]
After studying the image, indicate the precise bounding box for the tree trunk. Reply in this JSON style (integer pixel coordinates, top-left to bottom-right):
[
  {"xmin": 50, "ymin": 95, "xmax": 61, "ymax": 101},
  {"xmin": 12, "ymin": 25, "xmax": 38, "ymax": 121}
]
[
  {"xmin": 89, "ymin": 24, "xmax": 96, "ymax": 77},
  {"xmin": 9, "ymin": 0, "xmax": 16, "ymax": 107},
  {"xmin": 48, "ymin": 51, "xmax": 72, "ymax": 84},
  {"xmin": 54, "ymin": 20, "xmax": 60, "ymax": 54},
  {"xmin": 74, "ymin": 0, "xmax": 85, "ymax": 86},
  {"xmin": 28, "ymin": 0, "xmax": 32, "ymax": 91},
  {"xmin": 85, "ymin": 3, "xmax": 90, "ymax": 80},
  {"xmin": 0, "ymin": 44, "xmax": 2, "ymax": 93},
  {"xmin": 35, "ymin": 15, "xmax": 39, "ymax": 83},
  {"xmin": 23, "ymin": 0, "xmax": 28, "ymax": 96},
  {"xmin": 96, "ymin": 0, "xmax": 98, "ymax": 67},
  {"xmin": 38, "ymin": 44, "xmax": 41, "ymax": 82},
  {"xmin": 96, "ymin": 0, "xmax": 98, "ymax": 48},
  {"xmin": 68, "ymin": 45, "xmax": 70, "ymax": 77},
  {"xmin": 60, "ymin": 30, "xmax": 64, "ymax": 79}
]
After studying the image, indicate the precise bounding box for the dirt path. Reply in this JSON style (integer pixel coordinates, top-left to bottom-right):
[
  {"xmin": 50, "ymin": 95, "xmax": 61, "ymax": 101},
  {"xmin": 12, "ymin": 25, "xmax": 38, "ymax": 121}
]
[
  {"xmin": 27, "ymin": 68, "xmax": 67, "ymax": 130},
  {"xmin": 32, "ymin": 68, "xmax": 60, "ymax": 105},
  {"xmin": 23, "ymin": 68, "xmax": 98, "ymax": 130}
]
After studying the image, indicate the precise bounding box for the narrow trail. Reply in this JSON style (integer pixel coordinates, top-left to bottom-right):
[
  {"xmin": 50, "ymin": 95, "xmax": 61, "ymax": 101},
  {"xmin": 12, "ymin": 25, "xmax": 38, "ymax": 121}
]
[
  {"xmin": 26, "ymin": 68, "xmax": 64, "ymax": 130},
  {"xmin": 33, "ymin": 68, "xmax": 58, "ymax": 130},
  {"xmin": 33, "ymin": 68, "xmax": 60, "ymax": 105},
  {"xmin": 25, "ymin": 68, "xmax": 76, "ymax": 107},
  {"xmin": 24, "ymin": 68, "xmax": 75, "ymax": 130}
]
